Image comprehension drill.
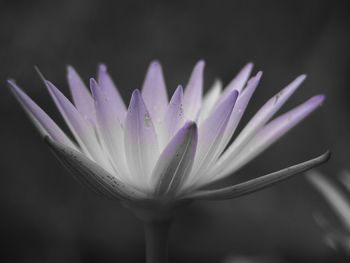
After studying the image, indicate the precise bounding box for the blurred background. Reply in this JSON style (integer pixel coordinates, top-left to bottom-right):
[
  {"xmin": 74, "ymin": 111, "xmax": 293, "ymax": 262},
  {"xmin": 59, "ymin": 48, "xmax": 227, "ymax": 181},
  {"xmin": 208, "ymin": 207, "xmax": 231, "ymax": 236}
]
[{"xmin": 1, "ymin": 0, "xmax": 350, "ymax": 262}]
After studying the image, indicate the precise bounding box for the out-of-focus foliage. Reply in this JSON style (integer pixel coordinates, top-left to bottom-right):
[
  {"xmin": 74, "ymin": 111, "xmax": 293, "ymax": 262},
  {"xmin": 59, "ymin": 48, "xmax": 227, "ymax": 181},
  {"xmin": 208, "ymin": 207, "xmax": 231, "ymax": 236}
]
[{"xmin": 308, "ymin": 170, "xmax": 350, "ymax": 258}]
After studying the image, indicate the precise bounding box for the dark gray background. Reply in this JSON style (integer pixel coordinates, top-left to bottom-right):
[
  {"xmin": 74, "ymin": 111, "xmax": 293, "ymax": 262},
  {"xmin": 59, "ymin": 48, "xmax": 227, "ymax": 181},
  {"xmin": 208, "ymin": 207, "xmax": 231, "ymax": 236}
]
[{"xmin": 1, "ymin": 0, "xmax": 350, "ymax": 262}]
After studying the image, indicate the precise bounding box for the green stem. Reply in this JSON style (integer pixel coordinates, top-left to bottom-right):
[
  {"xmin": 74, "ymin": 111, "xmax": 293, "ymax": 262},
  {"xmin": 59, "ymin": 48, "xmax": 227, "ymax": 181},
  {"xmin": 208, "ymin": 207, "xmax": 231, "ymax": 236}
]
[{"xmin": 144, "ymin": 220, "xmax": 172, "ymax": 263}]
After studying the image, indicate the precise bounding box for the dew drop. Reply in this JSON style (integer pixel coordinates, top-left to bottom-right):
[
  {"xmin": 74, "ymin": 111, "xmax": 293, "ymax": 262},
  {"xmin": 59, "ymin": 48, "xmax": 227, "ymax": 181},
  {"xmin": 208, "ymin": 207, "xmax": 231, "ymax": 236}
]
[
  {"xmin": 144, "ymin": 113, "xmax": 151, "ymax": 127},
  {"xmin": 274, "ymin": 91, "xmax": 283, "ymax": 104}
]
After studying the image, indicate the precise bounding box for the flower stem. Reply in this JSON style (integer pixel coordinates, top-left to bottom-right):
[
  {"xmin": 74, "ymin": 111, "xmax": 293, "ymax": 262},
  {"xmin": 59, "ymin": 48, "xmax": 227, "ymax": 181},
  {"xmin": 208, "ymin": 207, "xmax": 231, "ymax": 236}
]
[{"xmin": 144, "ymin": 220, "xmax": 172, "ymax": 263}]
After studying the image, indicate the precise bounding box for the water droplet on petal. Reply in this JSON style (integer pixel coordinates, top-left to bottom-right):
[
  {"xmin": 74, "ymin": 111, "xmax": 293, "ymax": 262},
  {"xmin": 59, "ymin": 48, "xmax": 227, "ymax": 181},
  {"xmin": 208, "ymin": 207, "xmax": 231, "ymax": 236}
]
[
  {"xmin": 274, "ymin": 91, "xmax": 283, "ymax": 104},
  {"xmin": 144, "ymin": 113, "xmax": 151, "ymax": 127}
]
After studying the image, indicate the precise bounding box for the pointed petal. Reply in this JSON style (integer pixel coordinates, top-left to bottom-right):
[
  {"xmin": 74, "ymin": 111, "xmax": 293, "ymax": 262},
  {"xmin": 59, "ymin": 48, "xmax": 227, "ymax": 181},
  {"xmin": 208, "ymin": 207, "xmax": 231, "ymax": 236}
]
[
  {"xmin": 152, "ymin": 122, "xmax": 198, "ymax": 197},
  {"xmin": 97, "ymin": 64, "xmax": 126, "ymax": 122},
  {"xmin": 124, "ymin": 90, "xmax": 160, "ymax": 187},
  {"xmin": 67, "ymin": 66, "xmax": 96, "ymax": 123},
  {"xmin": 186, "ymin": 151, "xmax": 330, "ymax": 200},
  {"xmin": 186, "ymin": 90, "xmax": 239, "ymax": 187},
  {"xmin": 160, "ymin": 85, "xmax": 185, "ymax": 147},
  {"xmin": 217, "ymin": 72, "xmax": 262, "ymax": 156},
  {"xmin": 212, "ymin": 75, "xmax": 307, "ymax": 177},
  {"xmin": 45, "ymin": 80, "xmax": 110, "ymax": 169},
  {"xmin": 141, "ymin": 61, "xmax": 168, "ymax": 122},
  {"xmin": 216, "ymin": 95, "xmax": 325, "ymax": 179},
  {"xmin": 183, "ymin": 60, "xmax": 205, "ymax": 120},
  {"xmin": 45, "ymin": 136, "xmax": 145, "ymax": 201},
  {"xmin": 7, "ymin": 80, "xmax": 77, "ymax": 150},
  {"xmin": 308, "ymin": 171, "xmax": 350, "ymax": 231},
  {"xmin": 220, "ymin": 63, "xmax": 253, "ymax": 100},
  {"xmin": 90, "ymin": 79, "xmax": 129, "ymax": 181},
  {"xmin": 199, "ymin": 79, "xmax": 222, "ymax": 123}
]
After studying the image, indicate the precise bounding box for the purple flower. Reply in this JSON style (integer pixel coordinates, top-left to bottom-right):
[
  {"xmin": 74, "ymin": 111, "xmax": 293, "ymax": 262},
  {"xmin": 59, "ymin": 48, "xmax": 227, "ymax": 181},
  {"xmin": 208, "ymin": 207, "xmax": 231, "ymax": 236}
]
[{"xmin": 8, "ymin": 61, "xmax": 329, "ymax": 205}]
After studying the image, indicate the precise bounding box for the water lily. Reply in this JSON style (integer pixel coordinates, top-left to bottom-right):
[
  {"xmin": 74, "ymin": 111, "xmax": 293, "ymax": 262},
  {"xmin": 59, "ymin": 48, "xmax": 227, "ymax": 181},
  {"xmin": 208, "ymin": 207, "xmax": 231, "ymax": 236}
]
[
  {"xmin": 8, "ymin": 61, "xmax": 329, "ymax": 263},
  {"xmin": 308, "ymin": 170, "xmax": 350, "ymax": 256}
]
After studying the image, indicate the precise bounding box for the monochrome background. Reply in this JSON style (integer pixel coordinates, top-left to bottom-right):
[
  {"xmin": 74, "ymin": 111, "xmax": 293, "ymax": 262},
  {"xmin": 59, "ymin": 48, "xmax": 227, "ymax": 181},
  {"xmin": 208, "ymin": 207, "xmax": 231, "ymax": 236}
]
[{"xmin": 1, "ymin": 0, "xmax": 350, "ymax": 262}]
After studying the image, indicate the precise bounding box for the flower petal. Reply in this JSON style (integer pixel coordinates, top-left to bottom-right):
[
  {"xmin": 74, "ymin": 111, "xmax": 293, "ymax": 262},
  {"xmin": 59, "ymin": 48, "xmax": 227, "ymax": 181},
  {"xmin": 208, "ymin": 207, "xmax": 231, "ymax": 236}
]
[
  {"xmin": 151, "ymin": 121, "xmax": 198, "ymax": 197},
  {"xmin": 45, "ymin": 80, "xmax": 110, "ymax": 170},
  {"xmin": 212, "ymin": 75, "xmax": 307, "ymax": 177},
  {"xmin": 217, "ymin": 72, "xmax": 262, "ymax": 157},
  {"xmin": 185, "ymin": 151, "xmax": 330, "ymax": 200},
  {"xmin": 141, "ymin": 61, "xmax": 168, "ymax": 123},
  {"xmin": 67, "ymin": 65, "xmax": 96, "ymax": 123},
  {"xmin": 45, "ymin": 136, "xmax": 145, "ymax": 201},
  {"xmin": 124, "ymin": 90, "xmax": 160, "ymax": 188},
  {"xmin": 215, "ymin": 95, "xmax": 325, "ymax": 180},
  {"xmin": 160, "ymin": 85, "xmax": 185, "ymax": 147},
  {"xmin": 8, "ymin": 80, "xmax": 77, "ymax": 150},
  {"xmin": 199, "ymin": 79, "xmax": 222, "ymax": 123},
  {"xmin": 186, "ymin": 90, "xmax": 239, "ymax": 187},
  {"xmin": 183, "ymin": 60, "xmax": 205, "ymax": 120},
  {"xmin": 97, "ymin": 64, "xmax": 126, "ymax": 122},
  {"xmin": 220, "ymin": 62, "xmax": 253, "ymax": 100},
  {"xmin": 90, "ymin": 79, "xmax": 130, "ymax": 182},
  {"xmin": 308, "ymin": 171, "xmax": 350, "ymax": 231}
]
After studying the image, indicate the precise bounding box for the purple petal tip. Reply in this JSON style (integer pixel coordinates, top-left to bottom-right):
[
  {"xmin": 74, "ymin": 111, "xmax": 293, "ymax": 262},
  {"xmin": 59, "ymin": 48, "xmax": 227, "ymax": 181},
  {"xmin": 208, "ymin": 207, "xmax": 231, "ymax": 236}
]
[
  {"xmin": 227, "ymin": 89, "xmax": 239, "ymax": 102},
  {"xmin": 246, "ymin": 62, "xmax": 254, "ymax": 70},
  {"xmin": 176, "ymin": 84, "xmax": 183, "ymax": 92},
  {"xmin": 247, "ymin": 71, "xmax": 263, "ymax": 86},
  {"xmin": 128, "ymin": 89, "xmax": 142, "ymax": 109},
  {"xmin": 150, "ymin": 60, "xmax": 161, "ymax": 68},
  {"xmin": 312, "ymin": 94, "xmax": 325, "ymax": 105},
  {"xmin": 256, "ymin": 71, "xmax": 263, "ymax": 78},
  {"xmin": 89, "ymin": 78, "xmax": 99, "ymax": 96},
  {"xmin": 196, "ymin": 60, "xmax": 205, "ymax": 68},
  {"xmin": 98, "ymin": 63, "xmax": 107, "ymax": 72},
  {"xmin": 173, "ymin": 121, "xmax": 197, "ymax": 142},
  {"xmin": 7, "ymin": 79, "xmax": 15, "ymax": 86},
  {"xmin": 67, "ymin": 65, "xmax": 75, "ymax": 74},
  {"xmin": 45, "ymin": 80, "xmax": 52, "ymax": 87},
  {"xmin": 7, "ymin": 79, "xmax": 19, "ymax": 93},
  {"xmin": 89, "ymin": 78, "xmax": 98, "ymax": 87},
  {"xmin": 183, "ymin": 120, "xmax": 197, "ymax": 131},
  {"xmin": 297, "ymin": 74, "xmax": 307, "ymax": 82},
  {"xmin": 131, "ymin": 89, "xmax": 141, "ymax": 97}
]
